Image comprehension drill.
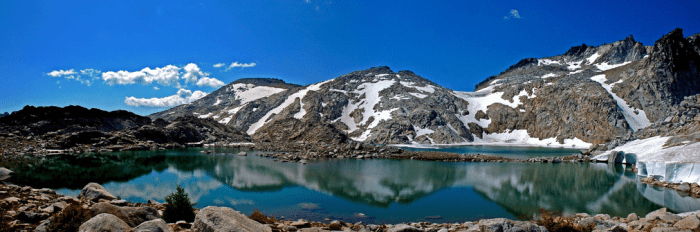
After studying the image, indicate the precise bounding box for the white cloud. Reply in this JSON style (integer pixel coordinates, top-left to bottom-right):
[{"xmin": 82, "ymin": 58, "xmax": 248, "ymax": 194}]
[
  {"xmin": 504, "ymin": 9, "xmax": 521, "ymax": 19},
  {"xmin": 213, "ymin": 63, "xmax": 225, "ymax": 68},
  {"xmin": 47, "ymin": 69, "xmax": 77, "ymax": 77},
  {"xmin": 227, "ymin": 62, "xmax": 256, "ymax": 69},
  {"xmin": 196, "ymin": 77, "xmax": 225, "ymax": 88},
  {"xmin": 154, "ymin": 86, "xmax": 160, "ymax": 90},
  {"xmin": 182, "ymin": 63, "xmax": 206, "ymax": 84},
  {"xmin": 80, "ymin": 69, "xmax": 102, "ymax": 79},
  {"xmin": 102, "ymin": 65, "xmax": 182, "ymax": 87},
  {"xmin": 124, "ymin": 88, "xmax": 208, "ymax": 107},
  {"xmin": 47, "ymin": 69, "xmax": 100, "ymax": 86}
]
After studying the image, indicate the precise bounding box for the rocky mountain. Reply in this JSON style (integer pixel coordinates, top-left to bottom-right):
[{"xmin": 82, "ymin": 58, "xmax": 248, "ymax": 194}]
[
  {"xmin": 151, "ymin": 28, "xmax": 700, "ymax": 149},
  {"xmin": 0, "ymin": 105, "xmax": 250, "ymax": 153},
  {"xmin": 0, "ymin": 112, "xmax": 8, "ymax": 118}
]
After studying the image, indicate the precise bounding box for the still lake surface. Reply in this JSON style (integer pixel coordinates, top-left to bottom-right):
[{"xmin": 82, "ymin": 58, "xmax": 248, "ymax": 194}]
[{"xmin": 9, "ymin": 147, "xmax": 700, "ymax": 224}]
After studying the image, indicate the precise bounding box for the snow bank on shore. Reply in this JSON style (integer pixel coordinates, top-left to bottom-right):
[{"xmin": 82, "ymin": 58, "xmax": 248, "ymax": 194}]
[{"xmin": 594, "ymin": 136, "xmax": 700, "ymax": 184}]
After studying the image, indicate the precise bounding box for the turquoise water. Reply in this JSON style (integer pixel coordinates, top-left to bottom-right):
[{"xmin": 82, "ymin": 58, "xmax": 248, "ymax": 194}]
[{"xmin": 8, "ymin": 147, "xmax": 700, "ymax": 224}]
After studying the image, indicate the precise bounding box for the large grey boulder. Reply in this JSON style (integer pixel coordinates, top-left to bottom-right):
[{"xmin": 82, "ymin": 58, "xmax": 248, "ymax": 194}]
[
  {"xmin": 78, "ymin": 213, "xmax": 131, "ymax": 232},
  {"xmin": 193, "ymin": 206, "xmax": 272, "ymax": 232},
  {"xmin": 78, "ymin": 183, "xmax": 116, "ymax": 202},
  {"xmin": 479, "ymin": 218, "xmax": 548, "ymax": 232},
  {"xmin": 134, "ymin": 219, "xmax": 172, "ymax": 232},
  {"xmin": 91, "ymin": 202, "xmax": 159, "ymax": 227}
]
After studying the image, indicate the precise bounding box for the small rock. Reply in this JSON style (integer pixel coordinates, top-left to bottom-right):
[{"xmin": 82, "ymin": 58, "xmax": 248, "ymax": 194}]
[
  {"xmin": 329, "ymin": 220, "xmax": 344, "ymax": 230},
  {"xmin": 291, "ymin": 221, "xmax": 311, "ymax": 228},
  {"xmin": 676, "ymin": 182, "xmax": 692, "ymax": 192},
  {"xmin": 388, "ymin": 224, "xmax": 424, "ymax": 232},
  {"xmin": 35, "ymin": 219, "xmax": 51, "ymax": 232},
  {"xmin": 627, "ymin": 213, "xmax": 639, "ymax": 221},
  {"xmin": 238, "ymin": 152, "xmax": 247, "ymax": 156},
  {"xmin": 175, "ymin": 220, "xmax": 191, "ymax": 229},
  {"xmin": 39, "ymin": 205, "xmax": 55, "ymax": 213},
  {"xmin": 17, "ymin": 211, "xmax": 49, "ymax": 223},
  {"xmin": 110, "ymin": 199, "xmax": 128, "ymax": 206},
  {"xmin": 3, "ymin": 196, "xmax": 20, "ymax": 204}
]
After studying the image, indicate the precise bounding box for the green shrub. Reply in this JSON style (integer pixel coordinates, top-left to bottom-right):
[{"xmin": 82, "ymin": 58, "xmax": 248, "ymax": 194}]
[
  {"xmin": 163, "ymin": 184, "xmax": 196, "ymax": 223},
  {"xmin": 47, "ymin": 203, "xmax": 94, "ymax": 232}
]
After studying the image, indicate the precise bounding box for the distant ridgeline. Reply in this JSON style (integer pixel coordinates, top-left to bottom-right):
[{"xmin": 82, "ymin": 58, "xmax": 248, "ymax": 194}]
[{"xmin": 151, "ymin": 28, "xmax": 700, "ymax": 151}]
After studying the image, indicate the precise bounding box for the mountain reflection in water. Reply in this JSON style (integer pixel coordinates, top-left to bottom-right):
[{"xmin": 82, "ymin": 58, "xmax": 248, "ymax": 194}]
[{"xmin": 9, "ymin": 148, "xmax": 700, "ymax": 223}]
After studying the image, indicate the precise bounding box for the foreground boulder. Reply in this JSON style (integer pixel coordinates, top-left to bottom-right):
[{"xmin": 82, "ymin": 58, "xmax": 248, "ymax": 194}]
[
  {"xmin": 134, "ymin": 219, "xmax": 172, "ymax": 232},
  {"xmin": 78, "ymin": 213, "xmax": 131, "ymax": 232},
  {"xmin": 479, "ymin": 218, "xmax": 548, "ymax": 232},
  {"xmin": 78, "ymin": 183, "xmax": 116, "ymax": 202},
  {"xmin": 193, "ymin": 206, "xmax": 272, "ymax": 232},
  {"xmin": 91, "ymin": 202, "xmax": 159, "ymax": 227}
]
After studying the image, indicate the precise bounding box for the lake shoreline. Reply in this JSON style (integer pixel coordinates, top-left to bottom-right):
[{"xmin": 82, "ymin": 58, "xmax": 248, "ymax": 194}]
[{"xmin": 2, "ymin": 181, "xmax": 700, "ymax": 232}]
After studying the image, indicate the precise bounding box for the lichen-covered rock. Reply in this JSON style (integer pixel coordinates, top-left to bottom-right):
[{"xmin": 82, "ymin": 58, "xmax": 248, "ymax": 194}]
[
  {"xmin": 478, "ymin": 218, "xmax": 547, "ymax": 232},
  {"xmin": 193, "ymin": 206, "xmax": 272, "ymax": 232}
]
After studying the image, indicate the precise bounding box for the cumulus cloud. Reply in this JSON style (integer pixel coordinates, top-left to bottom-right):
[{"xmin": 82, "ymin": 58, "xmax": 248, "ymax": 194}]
[
  {"xmin": 213, "ymin": 63, "xmax": 225, "ymax": 68},
  {"xmin": 102, "ymin": 65, "xmax": 182, "ymax": 87},
  {"xmin": 47, "ymin": 69, "xmax": 101, "ymax": 86},
  {"xmin": 49, "ymin": 63, "xmax": 227, "ymax": 89},
  {"xmin": 504, "ymin": 9, "xmax": 521, "ymax": 19},
  {"xmin": 124, "ymin": 88, "xmax": 208, "ymax": 107},
  {"xmin": 47, "ymin": 69, "xmax": 77, "ymax": 77},
  {"xmin": 196, "ymin": 77, "xmax": 225, "ymax": 88},
  {"xmin": 182, "ymin": 63, "xmax": 206, "ymax": 84}
]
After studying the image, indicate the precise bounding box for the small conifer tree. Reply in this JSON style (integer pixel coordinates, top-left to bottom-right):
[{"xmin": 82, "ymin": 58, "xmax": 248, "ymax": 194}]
[{"xmin": 163, "ymin": 184, "xmax": 196, "ymax": 223}]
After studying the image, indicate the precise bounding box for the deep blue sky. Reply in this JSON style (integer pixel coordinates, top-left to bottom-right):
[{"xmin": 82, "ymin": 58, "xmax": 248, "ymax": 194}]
[{"xmin": 1, "ymin": 0, "xmax": 699, "ymax": 116}]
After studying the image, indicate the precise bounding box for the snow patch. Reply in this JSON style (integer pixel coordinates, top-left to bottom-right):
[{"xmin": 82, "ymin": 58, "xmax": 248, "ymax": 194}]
[
  {"xmin": 452, "ymin": 85, "xmax": 534, "ymax": 129},
  {"xmin": 538, "ymin": 59, "xmax": 560, "ymax": 66},
  {"xmin": 198, "ymin": 112, "xmax": 213, "ymax": 119},
  {"xmin": 213, "ymin": 98, "xmax": 222, "ymax": 106},
  {"xmin": 248, "ymin": 80, "xmax": 333, "ymax": 134},
  {"xmin": 409, "ymin": 93, "xmax": 428, "ymax": 99},
  {"xmin": 591, "ymin": 74, "xmax": 651, "ymax": 130},
  {"xmin": 400, "ymin": 81, "xmax": 436, "ymax": 93},
  {"xmin": 340, "ymin": 80, "xmax": 396, "ymax": 133},
  {"xmin": 586, "ymin": 52, "xmax": 601, "ymax": 64},
  {"xmin": 595, "ymin": 61, "xmax": 632, "ymax": 71},
  {"xmin": 413, "ymin": 125, "xmax": 435, "ymax": 137},
  {"xmin": 219, "ymin": 115, "xmax": 234, "ymax": 124},
  {"xmin": 541, "ymin": 73, "xmax": 557, "ymax": 79},
  {"xmin": 566, "ymin": 60, "xmax": 583, "ymax": 70},
  {"xmin": 481, "ymin": 129, "xmax": 592, "ymax": 148},
  {"xmin": 228, "ymin": 83, "xmax": 287, "ymax": 106}
]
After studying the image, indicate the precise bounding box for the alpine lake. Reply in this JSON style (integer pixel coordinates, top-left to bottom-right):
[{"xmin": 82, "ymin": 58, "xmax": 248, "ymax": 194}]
[{"xmin": 7, "ymin": 146, "xmax": 700, "ymax": 224}]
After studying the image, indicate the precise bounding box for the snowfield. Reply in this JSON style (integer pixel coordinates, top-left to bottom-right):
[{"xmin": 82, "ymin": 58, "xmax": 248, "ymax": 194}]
[
  {"xmin": 594, "ymin": 136, "xmax": 700, "ymax": 184},
  {"xmin": 591, "ymin": 74, "xmax": 650, "ymax": 131}
]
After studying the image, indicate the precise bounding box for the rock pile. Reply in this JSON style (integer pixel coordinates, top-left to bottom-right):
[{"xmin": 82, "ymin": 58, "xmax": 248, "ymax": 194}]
[{"xmin": 3, "ymin": 181, "xmax": 700, "ymax": 232}]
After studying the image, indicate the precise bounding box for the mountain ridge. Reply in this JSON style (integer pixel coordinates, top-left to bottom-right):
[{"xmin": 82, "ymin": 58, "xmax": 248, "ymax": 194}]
[{"xmin": 150, "ymin": 28, "xmax": 700, "ymax": 150}]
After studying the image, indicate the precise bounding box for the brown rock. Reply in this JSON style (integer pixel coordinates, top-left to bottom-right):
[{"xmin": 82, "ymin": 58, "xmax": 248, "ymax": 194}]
[
  {"xmin": 674, "ymin": 216, "xmax": 700, "ymax": 230},
  {"xmin": 91, "ymin": 202, "xmax": 159, "ymax": 228}
]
